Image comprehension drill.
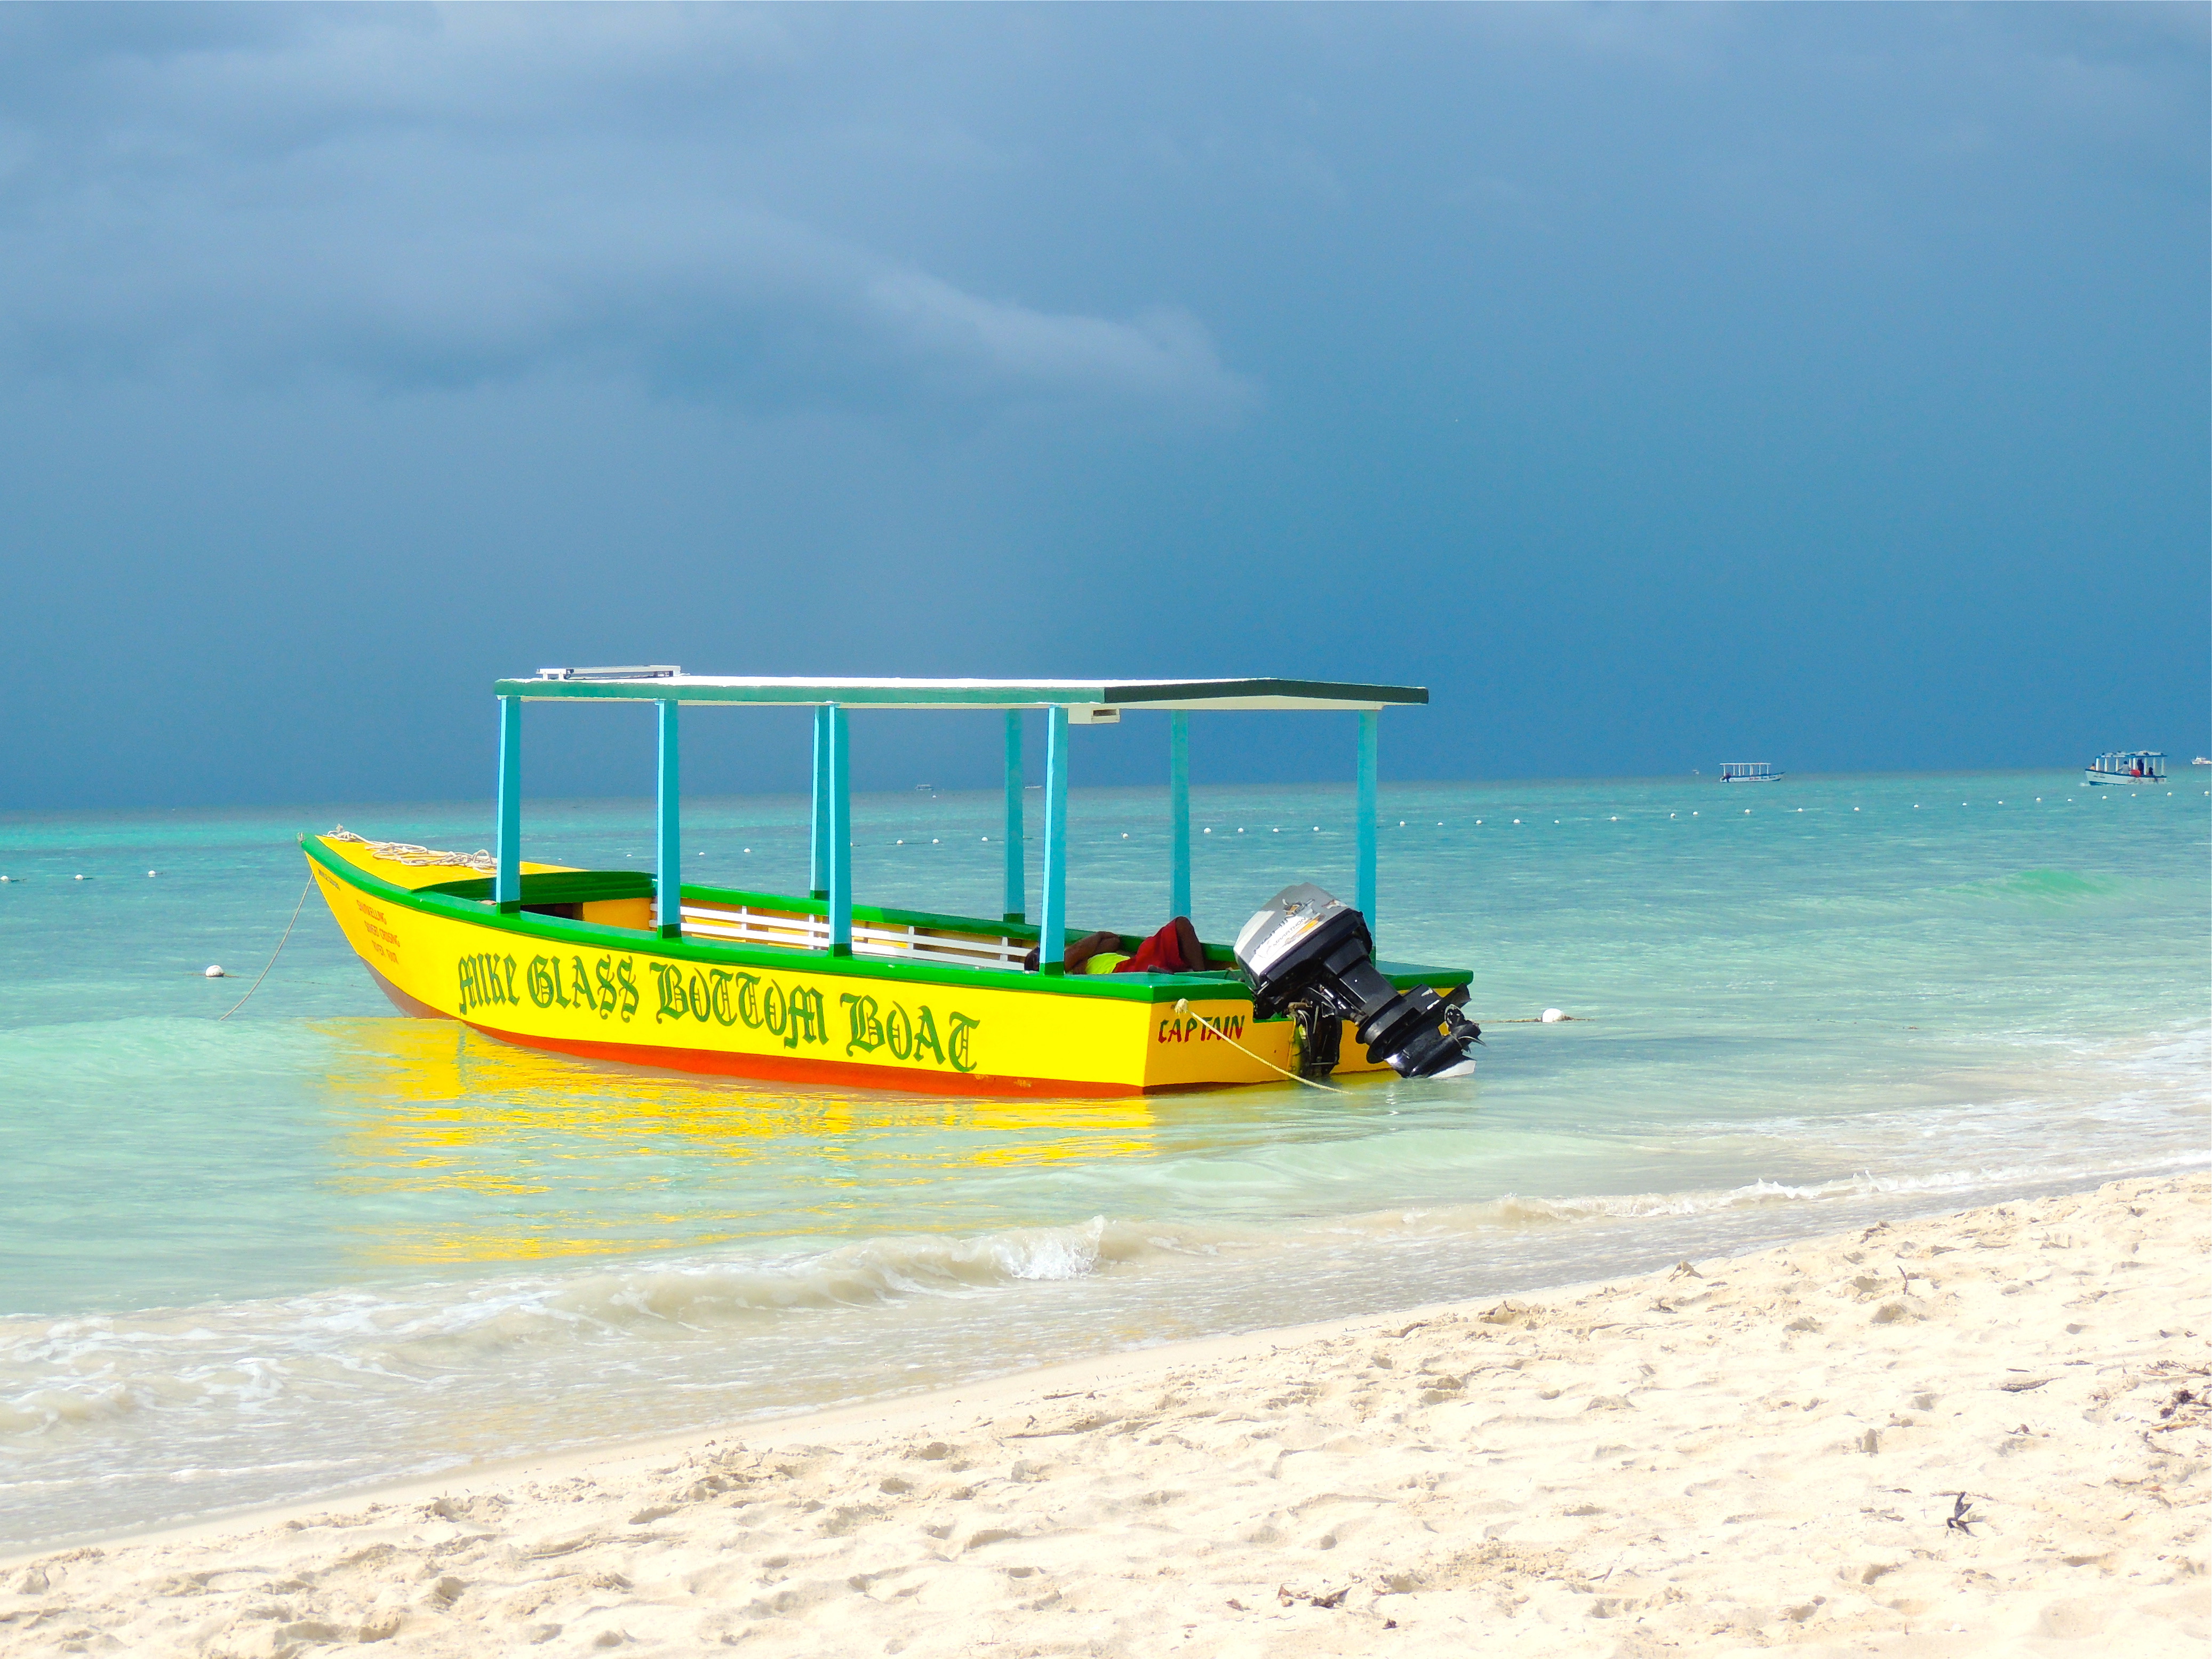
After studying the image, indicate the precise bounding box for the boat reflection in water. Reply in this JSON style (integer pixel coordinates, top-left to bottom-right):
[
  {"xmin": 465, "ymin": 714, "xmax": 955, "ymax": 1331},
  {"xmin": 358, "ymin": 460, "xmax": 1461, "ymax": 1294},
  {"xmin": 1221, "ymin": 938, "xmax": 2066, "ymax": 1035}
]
[{"xmin": 308, "ymin": 1016, "xmax": 1179, "ymax": 1274}]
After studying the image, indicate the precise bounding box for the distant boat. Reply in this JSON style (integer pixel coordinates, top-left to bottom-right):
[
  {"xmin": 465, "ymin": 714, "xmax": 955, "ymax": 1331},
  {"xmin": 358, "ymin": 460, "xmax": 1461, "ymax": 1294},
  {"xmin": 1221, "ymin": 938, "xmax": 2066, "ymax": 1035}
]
[
  {"xmin": 2193, "ymin": 756, "xmax": 2210, "ymax": 767},
  {"xmin": 2085, "ymin": 751, "xmax": 2166, "ymax": 786},
  {"xmin": 1717, "ymin": 761, "xmax": 1783, "ymax": 783}
]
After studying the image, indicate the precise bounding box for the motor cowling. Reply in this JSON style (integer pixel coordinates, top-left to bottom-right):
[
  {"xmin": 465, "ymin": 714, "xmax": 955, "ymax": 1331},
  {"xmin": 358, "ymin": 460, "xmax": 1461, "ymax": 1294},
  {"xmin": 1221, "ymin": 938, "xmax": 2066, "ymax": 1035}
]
[{"xmin": 1233, "ymin": 884, "xmax": 1479, "ymax": 1080}]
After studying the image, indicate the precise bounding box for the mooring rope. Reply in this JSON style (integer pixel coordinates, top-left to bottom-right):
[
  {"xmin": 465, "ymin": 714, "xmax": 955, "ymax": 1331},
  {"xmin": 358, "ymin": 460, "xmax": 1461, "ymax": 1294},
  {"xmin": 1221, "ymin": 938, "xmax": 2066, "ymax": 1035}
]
[
  {"xmin": 325, "ymin": 826, "xmax": 494, "ymax": 872},
  {"xmin": 1172, "ymin": 997, "xmax": 1345, "ymax": 1094},
  {"xmin": 218, "ymin": 878, "xmax": 314, "ymax": 1021}
]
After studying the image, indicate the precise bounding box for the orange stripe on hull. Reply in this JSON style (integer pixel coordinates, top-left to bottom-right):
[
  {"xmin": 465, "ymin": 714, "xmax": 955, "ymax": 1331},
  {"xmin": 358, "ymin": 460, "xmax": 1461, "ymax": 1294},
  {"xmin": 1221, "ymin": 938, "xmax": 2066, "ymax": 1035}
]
[{"xmin": 365, "ymin": 962, "xmax": 454, "ymax": 1022}]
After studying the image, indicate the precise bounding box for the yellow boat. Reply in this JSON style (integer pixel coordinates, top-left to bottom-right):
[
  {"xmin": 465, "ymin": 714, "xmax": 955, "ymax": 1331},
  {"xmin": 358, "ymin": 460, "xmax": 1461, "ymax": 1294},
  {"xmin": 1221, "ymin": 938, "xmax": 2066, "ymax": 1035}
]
[{"xmin": 306, "ymin": 672, "xmax": 1476, "ymax": 1097}]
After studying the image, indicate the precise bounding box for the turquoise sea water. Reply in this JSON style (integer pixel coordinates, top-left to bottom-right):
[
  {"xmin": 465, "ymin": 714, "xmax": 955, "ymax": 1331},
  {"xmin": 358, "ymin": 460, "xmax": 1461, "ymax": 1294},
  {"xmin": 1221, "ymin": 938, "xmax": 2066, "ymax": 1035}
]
[{"xmin": 2, "ymin": 771, "xmax": 2205, "ymax": 1550}]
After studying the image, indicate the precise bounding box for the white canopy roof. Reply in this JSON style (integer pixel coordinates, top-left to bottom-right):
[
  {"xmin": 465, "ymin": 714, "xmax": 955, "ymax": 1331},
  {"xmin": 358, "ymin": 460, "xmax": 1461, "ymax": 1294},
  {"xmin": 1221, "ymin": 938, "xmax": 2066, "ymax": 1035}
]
[{"xmin": 497, "ymin": 672, "xmax": 1426, "ymax": 712}]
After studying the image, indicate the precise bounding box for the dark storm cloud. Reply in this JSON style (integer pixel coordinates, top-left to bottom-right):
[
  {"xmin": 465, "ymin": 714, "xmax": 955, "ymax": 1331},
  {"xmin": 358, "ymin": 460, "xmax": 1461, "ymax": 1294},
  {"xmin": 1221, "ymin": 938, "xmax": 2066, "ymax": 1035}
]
[
  {"xmin": 0, "ymin": 3, "xmax": 2202, "ymax": 810},
  {"xmin": 0, "ymin": 5, "xmax": 1252, "ymax": 414}
]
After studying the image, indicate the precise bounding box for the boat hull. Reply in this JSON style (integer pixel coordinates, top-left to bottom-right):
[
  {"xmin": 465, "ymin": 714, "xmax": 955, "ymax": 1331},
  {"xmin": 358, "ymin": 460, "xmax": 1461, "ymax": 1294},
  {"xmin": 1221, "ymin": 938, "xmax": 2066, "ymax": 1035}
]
[{"xmin": 307, "ymin": 835, "xmax": 1463, "ymax": 1097}]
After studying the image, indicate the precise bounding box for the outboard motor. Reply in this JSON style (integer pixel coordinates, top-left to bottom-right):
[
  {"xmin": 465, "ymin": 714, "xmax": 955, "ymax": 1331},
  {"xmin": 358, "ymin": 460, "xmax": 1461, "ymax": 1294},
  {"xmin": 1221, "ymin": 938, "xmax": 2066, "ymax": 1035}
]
[{"xmin": 1234, "ymin": 884, "xmax": 1480, "ymax": 1081}]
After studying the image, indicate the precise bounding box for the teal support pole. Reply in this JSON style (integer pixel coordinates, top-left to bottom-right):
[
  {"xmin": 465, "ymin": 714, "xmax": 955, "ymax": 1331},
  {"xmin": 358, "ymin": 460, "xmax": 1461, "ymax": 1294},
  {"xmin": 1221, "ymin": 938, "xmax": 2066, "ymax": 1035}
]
[
  {"xmin": 1356, "ymin": 709, "xmax": 1378, "ymax": 941},
  {"xmin": 1039, "ymin": 705, "xmax": 1070, "ymax": 973},
  {"xmin": 494, "ymin": 695, "xmax": 522, "ymax": 912},
  {"xmin": 1002, "ymin": 709, "xmax": 1025, "ymax": 922},
  {"xmin": 810, "ymin": 705, "xmax": 832, "ymax": 899},
  {"xmin": 656, "ymin": 698, "xmax": 682, "ymax": 939},
  {"xmin": 1168, "ymin": 711, "xmax": 1191, "ymax": 920},
  {"xmin": 827, "ymin": 705, "xmax": 853, "ymax": 954}
]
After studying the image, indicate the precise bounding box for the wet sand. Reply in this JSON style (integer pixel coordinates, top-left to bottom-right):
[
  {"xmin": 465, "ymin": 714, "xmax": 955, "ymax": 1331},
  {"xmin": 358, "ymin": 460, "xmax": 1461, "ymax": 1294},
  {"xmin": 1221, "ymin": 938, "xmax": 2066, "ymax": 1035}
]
[{"xmin": 5, "ymin": 1174, "xmax": 2205, "ymax": 1656}]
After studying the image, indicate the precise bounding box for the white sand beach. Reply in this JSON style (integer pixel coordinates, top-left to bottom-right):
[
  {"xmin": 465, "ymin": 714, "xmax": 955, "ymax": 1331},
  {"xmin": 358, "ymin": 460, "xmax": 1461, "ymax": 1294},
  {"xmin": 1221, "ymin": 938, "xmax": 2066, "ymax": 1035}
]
[{"xmin": 6, "ymin": 1174, "xmax": 2205, "ymax": 1657}]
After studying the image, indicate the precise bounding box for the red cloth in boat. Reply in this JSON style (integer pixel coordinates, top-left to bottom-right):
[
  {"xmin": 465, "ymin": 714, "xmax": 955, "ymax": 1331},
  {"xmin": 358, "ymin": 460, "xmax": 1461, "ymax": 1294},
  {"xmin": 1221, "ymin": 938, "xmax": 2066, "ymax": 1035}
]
[{"xmin": 1115, "ymin": 921, "xmax": 1193, "ymax": 974}]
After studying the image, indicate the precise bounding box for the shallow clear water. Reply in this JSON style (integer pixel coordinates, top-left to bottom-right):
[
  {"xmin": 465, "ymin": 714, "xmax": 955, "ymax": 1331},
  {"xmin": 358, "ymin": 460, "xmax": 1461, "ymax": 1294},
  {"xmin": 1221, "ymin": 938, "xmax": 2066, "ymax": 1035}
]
[{"xmin": 1, "ymin": 771, "xmax": 2205, "ymax": 1549}]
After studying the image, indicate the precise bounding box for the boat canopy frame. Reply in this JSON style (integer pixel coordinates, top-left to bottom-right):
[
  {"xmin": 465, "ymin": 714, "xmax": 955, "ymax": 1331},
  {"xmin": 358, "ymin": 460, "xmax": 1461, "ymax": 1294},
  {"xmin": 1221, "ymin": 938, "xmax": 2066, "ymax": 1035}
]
[
  {"xmin": 488, "ymin": 672, "xmax": 1428, "ymax": 972},
  {"xmin": 2087, "ymin": 750, "xmax": 2167, "ymax": 781}
]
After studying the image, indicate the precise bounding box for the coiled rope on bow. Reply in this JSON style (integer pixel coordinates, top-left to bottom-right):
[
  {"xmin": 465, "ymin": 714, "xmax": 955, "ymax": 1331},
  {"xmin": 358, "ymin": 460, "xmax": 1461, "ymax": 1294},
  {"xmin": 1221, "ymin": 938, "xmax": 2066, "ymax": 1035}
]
[{"xmin": 325, "ymin": 826, "xmax": 494, "ymax": 872}]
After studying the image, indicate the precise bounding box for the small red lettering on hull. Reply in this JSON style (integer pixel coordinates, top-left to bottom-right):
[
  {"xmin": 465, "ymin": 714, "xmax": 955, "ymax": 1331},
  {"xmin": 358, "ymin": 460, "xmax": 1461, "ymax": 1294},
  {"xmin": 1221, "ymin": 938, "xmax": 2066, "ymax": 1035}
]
[{"xmin": 1156, "ymin": 1012, "xmax": 1244, "ymax": 1044}]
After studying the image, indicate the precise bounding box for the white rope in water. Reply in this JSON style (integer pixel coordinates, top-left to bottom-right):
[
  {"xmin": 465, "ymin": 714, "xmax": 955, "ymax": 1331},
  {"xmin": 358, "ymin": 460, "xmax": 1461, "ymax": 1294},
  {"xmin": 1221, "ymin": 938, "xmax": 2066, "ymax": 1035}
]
[
  {"xmin": 218, "ymin": 878, "xmax": 314, "ymax": 1021},
  {"xmin": 1172, "ymin": 997, "xmax": 1345, "ymax": 1094},
  {"xmin": 325, "ymin": 826, "xmax": 495, "ymax": 872}
]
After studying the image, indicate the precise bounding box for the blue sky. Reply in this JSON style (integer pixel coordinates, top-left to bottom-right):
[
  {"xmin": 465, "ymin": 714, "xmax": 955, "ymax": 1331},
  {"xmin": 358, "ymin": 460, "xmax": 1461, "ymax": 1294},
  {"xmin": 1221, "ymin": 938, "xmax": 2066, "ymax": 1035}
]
[{"xmin": 2, "ymin": 3, "xmax": 2205, "ymax": 808}]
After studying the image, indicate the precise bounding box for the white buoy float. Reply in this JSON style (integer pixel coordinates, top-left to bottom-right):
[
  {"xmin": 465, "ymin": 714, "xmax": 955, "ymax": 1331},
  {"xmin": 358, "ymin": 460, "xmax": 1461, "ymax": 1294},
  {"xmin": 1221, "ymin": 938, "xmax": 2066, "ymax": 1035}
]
[
  {"xmin": 205, "ymin": 965, "xmax": 227, "ymax": 978},
  {"xmin": 74, "ymin": 873, "xmax": 86, "ymax": 881},
  {"xmin": 1540, "ymin": 1008, "xmax": 1567, "ymax": 1023}
]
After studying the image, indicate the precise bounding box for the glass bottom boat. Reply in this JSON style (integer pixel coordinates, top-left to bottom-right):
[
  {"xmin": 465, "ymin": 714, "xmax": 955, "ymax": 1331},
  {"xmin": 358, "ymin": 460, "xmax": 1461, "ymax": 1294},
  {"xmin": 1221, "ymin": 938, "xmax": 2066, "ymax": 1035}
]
[
  {"xmin": 2085, "ymin": 751, "xmax": 2167, "ymax": 786},
  {"xmin": 307, "ymin": 672, "xmax": 1480, "ymax": 1097}
]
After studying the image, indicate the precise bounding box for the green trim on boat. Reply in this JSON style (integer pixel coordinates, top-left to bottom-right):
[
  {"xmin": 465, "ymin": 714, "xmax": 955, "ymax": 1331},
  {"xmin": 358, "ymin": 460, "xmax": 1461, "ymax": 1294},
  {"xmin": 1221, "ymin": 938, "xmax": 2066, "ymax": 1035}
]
[
  {"xmin": 304, "ymin": 836, "xmax": 1469, "ymax": 1002},
  {"xmin": 423, "ymin": 871, "xmax": 656, "ymax": 906}
]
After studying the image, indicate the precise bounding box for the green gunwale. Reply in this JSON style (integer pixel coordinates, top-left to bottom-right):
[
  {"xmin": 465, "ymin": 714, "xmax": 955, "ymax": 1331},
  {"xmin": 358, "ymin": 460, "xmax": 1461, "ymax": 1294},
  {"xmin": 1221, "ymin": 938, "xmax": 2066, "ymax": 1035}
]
[
  {"xmin": 421, "ymin": 870, "xmax": 655, "ymax": 906},
  {"xmin": 303, "ymin": 835, "xmax": 1470, "ymax": 1004}
]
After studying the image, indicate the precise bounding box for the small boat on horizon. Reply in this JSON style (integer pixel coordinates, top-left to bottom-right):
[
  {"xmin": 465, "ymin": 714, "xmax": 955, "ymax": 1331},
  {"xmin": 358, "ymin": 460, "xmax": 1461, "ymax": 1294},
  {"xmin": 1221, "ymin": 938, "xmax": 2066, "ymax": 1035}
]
[
  {"xmin": 1718, "ymin": 761, "xmax": 1784, "ymax": 783},
  {"xmin": 2085, "ymin": 751, "xmax": 2166, "ymax": 786}
]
